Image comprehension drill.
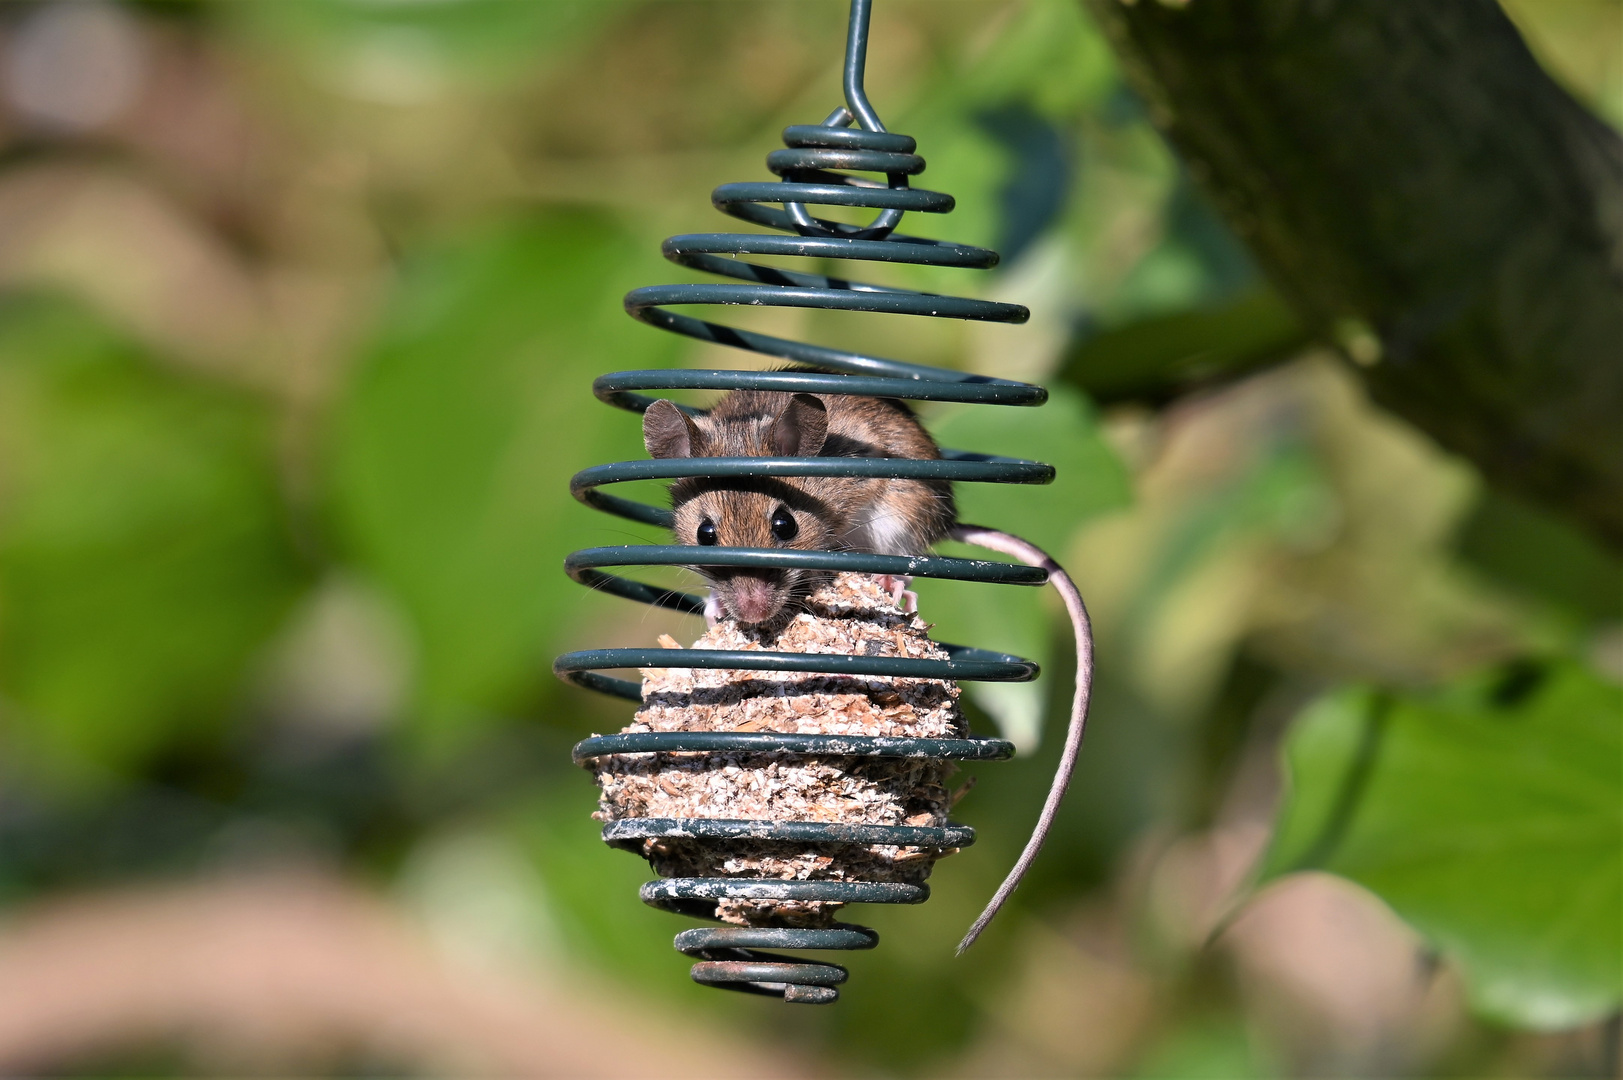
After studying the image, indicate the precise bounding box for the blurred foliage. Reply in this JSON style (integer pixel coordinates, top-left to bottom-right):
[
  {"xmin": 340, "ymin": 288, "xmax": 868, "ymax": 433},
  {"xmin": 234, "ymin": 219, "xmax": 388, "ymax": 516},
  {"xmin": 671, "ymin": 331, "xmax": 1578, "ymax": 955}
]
[
  {"xmin": 1266, "ymin": 663, "xmax": 1622, "ymax": 1030},
  {"xmin": 922, "ymin": 385, "xmax": 1130, "ymax": 747},
  {"xmin": 331, "ymin": 213, "xmax": 676, "ymax": 752},
  {"xmin": 0, "ymin": 298, "xmax": 308, "ymax": 783},
  {"xmin": 1061, "ymin": 286, "xmax": 1310, "ymax": 405},
  {"xmin": 0, "ymin": 0, "xmax": 1617, "ymax": 1076}
]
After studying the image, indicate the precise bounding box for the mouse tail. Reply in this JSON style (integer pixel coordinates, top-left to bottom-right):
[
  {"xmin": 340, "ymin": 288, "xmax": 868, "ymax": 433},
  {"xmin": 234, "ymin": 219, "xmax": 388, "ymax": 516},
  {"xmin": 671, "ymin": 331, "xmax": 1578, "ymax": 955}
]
[{"xmin": 945, "ymin": 523, "xmax": 1095, "ymax": 955}]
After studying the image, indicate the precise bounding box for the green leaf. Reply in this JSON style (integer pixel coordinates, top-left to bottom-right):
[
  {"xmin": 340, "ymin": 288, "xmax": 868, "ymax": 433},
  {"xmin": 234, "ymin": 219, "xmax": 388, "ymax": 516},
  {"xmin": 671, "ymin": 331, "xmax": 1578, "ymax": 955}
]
[
  {"xmin": 1262, "ymin": 663, "xmax": 1623, "ymax": 1028},
  {"xmin": 918, "ymin": 386, "xmax": 1128, "ymax": 746},
  {"xmin": 330, "ymin": 212, "xmax": 678, "ymax": 751},
  {"xmin": 1456, "ymin": 490, "xmax": 1623, "ymax": 624},
  {"xmin": 0, "ymin": 299, "xmax": 309, "ymax": 782},
  {"xmin": 1059, "ymin": 287, "xmax": 1309, "ymax": 405}
]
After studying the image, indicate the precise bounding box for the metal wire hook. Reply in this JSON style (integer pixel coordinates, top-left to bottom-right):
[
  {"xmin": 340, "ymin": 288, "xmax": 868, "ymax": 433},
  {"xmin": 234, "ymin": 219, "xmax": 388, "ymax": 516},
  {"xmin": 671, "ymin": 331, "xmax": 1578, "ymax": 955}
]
[
  {"xmin": 842, "ymin": 0, "xmax": 885, "ymax": 134},
  {"xmin": 784, "ymin": 0, "xmax": 907, "ymax": 239}
]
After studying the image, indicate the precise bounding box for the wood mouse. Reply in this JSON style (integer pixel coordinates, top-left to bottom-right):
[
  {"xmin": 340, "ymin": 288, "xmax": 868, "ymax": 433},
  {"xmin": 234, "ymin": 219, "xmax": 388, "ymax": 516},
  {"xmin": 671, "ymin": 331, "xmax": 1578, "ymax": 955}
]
[
  {"xmin": 642, "ymin": 389, "xmax": 953, "ymax": 625},
  {"xmin": 641, "ymin": 385, "xmax": 1095, "ymax": 955}
]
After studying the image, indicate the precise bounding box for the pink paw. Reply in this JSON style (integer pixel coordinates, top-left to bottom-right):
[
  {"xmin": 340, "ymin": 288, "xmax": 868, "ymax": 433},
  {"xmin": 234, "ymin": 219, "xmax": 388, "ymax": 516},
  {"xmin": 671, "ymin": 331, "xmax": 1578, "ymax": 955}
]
[{"xmin": 876, "ymin": 574, "xmax": 917, "ymax": 613}]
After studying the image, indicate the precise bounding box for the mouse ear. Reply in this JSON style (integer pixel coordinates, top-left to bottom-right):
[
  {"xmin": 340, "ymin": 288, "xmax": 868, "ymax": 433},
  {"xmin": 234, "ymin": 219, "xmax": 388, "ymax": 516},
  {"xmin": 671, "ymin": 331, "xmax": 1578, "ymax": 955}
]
[
  {"xmin": 770, "ymin": 394, "xmax": 828, "ymax": 457},
  {"xmin": 643, "ymin": 399, "xmax": 702, "ymax": 459}
]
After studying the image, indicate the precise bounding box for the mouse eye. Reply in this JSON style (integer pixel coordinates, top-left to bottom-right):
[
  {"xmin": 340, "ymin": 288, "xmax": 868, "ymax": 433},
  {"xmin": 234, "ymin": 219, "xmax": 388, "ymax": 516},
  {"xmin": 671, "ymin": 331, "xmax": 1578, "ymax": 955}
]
[
  {"xmin": 770, "ymin": 506, "xmax": 798, "ymax": 542},
  {"xmin": 696, "ymin": 519, "xmax": 718, "ymax": 546}
]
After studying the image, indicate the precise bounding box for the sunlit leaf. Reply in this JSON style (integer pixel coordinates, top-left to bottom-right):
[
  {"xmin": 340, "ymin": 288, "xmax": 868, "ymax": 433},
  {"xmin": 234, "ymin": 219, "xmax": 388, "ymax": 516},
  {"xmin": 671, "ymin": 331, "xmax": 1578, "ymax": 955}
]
[{"xmin": 1261, "ymin": 662, "xmax": 1623, "ymax": 1028}]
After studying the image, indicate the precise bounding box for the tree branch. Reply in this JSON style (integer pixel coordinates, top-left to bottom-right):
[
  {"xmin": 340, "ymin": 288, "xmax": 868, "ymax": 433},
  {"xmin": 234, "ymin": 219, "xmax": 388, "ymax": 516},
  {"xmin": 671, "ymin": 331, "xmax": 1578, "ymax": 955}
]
[{"xmin": 1083, "ymin": 0, "xmax": 1623, "ymax": 550}]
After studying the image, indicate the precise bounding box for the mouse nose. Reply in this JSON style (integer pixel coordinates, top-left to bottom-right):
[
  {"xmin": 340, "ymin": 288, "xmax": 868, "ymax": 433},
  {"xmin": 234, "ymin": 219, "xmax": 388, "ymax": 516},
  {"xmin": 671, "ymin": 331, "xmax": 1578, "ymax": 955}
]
[{"xmin": 728, "ymin": 577, "xmax": 782, "ymax": 624}]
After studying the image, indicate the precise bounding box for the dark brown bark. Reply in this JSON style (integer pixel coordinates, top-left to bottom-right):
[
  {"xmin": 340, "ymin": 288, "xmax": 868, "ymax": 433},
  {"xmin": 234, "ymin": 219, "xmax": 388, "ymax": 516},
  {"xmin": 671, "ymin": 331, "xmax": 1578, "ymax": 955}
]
[{"xmin": 1083, "ymin": 0, "xmax": 1623, "ymax": 549}]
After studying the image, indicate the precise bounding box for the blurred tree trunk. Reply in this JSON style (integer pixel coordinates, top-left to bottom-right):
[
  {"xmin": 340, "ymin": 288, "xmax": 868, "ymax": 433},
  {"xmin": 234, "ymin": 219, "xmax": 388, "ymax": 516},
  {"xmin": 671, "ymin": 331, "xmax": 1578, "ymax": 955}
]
[{"xmin": 1083, "ymin": 0, "xmax": 1623, "ymax": 551}]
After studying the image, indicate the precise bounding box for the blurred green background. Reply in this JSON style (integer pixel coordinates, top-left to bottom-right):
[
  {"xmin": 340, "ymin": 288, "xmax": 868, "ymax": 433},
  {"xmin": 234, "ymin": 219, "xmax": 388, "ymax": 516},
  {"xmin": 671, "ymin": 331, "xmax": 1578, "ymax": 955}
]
[{"xmin": 0, "ymin": 1, "xmax": 1617, "ymax": 1076}]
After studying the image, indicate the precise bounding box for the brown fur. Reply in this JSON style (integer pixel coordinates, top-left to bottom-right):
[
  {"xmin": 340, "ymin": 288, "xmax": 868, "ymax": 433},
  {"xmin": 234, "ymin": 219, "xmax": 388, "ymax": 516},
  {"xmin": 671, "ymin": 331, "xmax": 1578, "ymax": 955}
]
[{"xmin": 643, "ymin": 389, "xmax": 955, "ymax": 624}]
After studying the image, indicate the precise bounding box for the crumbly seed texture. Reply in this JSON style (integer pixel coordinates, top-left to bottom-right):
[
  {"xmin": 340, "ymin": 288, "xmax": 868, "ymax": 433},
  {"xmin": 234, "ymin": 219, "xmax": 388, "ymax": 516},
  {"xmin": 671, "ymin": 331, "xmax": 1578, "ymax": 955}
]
[{"xmin": 592, "ymin": 573, "xmax": 966, "ymax": 926}]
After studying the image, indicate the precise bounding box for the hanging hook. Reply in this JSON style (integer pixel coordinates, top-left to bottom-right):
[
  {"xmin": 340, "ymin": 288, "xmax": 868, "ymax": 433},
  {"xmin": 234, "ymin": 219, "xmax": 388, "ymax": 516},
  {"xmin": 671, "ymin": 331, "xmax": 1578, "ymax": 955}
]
[
  {"xmin": 784, "ymin": 0, "xmax": 907, "ymax": 239},
  {"xmin": 843, "ymin": 0, "xmax": 885, "ymax": 133}
]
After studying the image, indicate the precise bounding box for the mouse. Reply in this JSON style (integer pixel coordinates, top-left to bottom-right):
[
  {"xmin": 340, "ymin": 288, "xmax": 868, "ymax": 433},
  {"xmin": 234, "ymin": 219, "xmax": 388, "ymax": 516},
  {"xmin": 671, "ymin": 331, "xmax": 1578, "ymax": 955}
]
[
  {"xmin": 640, "ymin": 385, "xmax": 1095, "ymax": 955},
  {"xmin": 642, "ymin": 389, "xmax": 954, "ymax": 625}
]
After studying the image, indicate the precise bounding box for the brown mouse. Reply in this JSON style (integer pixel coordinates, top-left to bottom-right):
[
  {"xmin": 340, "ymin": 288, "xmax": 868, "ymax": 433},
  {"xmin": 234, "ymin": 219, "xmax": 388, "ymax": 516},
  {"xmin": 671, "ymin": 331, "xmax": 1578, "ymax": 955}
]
[
  {"xmin": 643, "ymin": 387, "xmax": 1098, "ymax": 956},
  {"xmin": 642, "ymin": 389, "xmax": 954, "ymax": 624}
]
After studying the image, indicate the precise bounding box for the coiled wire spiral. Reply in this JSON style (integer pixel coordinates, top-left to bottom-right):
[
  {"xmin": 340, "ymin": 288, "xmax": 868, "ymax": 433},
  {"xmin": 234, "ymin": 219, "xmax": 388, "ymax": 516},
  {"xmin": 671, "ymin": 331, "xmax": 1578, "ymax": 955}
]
[{"xmin": 555, "ymin": 0, "xmax": 1054, "ymax": 1005}]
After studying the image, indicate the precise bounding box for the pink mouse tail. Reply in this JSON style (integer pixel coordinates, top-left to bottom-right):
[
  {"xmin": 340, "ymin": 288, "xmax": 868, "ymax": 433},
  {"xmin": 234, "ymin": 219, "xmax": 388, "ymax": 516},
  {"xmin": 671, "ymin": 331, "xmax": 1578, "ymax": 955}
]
[{"xmin": 946, "ymin": 523, "xmax": 1095, "ymax": 954}]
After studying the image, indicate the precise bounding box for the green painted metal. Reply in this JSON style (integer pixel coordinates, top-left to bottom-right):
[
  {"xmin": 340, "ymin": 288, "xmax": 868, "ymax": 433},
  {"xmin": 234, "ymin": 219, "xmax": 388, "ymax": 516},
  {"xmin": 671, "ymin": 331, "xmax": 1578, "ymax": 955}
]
[{"xmin": 561, "ymin": 0, "xmax": 1049, "ymax": 1004}]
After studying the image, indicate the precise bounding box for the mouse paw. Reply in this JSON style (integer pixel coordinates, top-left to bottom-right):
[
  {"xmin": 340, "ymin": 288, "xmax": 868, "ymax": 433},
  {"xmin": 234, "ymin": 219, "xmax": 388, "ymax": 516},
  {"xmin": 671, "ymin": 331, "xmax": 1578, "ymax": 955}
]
[
  {"xmin": 876, "ymin": 574, "xmax": 917, "ymax": 614},
  {"xmin": 703, "ymin": 592, "xmax": 723, "ymax": 627}
]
